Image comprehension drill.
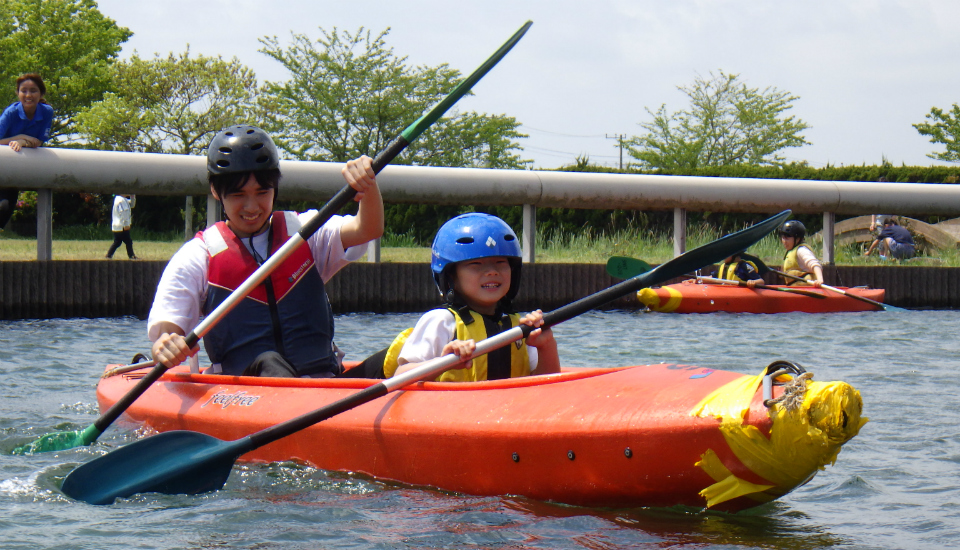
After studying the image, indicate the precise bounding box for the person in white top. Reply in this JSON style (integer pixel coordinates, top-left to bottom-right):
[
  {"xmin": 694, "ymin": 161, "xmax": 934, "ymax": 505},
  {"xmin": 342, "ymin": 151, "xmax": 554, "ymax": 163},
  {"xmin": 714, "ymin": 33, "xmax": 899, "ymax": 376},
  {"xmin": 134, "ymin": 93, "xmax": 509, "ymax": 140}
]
[
  {"xmin": 345, "ymin": 213, "xmax": 560, "ymax": 382},
  {"xmin": 779, "ymin": 220, "xmax": 824, "ymax": 287},
  {"xmin": 105, "ymin": 194, "xmax": 137, "ymax": 259},
  {"xmin": 148, "ymin": 125, "xmax": 383, "ymax": 378}
]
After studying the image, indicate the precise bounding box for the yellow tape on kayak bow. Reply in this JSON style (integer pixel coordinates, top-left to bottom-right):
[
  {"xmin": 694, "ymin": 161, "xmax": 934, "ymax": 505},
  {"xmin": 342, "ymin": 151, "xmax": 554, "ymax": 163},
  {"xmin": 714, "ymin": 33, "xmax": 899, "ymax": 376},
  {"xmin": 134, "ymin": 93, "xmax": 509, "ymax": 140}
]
[
  {"xmin": 637, "ymin": 286, "xmax": 682, "ymax": 312},
  {"xmin": 691, "ymin": 369, "xmax": 867, "ymax": 508}
]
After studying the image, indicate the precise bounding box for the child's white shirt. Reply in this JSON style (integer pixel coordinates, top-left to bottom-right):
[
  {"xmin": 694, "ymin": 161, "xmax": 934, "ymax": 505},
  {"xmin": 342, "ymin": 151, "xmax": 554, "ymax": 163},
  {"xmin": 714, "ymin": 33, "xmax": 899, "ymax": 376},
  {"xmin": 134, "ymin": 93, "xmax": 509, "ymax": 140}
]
[{"xmin": 398, "ymin": 308, "xmax": 539, "ymax": 373}]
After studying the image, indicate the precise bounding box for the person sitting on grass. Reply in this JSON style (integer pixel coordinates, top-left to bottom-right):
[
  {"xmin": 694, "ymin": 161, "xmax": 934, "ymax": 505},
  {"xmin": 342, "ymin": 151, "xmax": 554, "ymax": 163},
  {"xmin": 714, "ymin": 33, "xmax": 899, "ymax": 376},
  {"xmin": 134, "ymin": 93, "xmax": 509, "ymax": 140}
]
[
  {"xmin": 779, "ymin": 220, "xmax": 823, "ymax": 287},
  {"xmin": 864, "ymin": 215, "xmax": 915, "ymax": 260},
  {"xmin": 345, "ymin": 213, "xmax": 560, "ymax": 381}
]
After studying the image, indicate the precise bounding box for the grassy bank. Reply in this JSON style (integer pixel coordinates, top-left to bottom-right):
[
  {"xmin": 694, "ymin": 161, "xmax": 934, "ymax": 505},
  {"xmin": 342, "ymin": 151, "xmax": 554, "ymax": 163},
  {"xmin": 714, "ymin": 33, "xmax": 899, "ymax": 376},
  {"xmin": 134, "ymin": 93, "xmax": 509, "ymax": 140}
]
[{"xmin": 1, "ymin": 225, "xmax": 953, "ymax": 266}]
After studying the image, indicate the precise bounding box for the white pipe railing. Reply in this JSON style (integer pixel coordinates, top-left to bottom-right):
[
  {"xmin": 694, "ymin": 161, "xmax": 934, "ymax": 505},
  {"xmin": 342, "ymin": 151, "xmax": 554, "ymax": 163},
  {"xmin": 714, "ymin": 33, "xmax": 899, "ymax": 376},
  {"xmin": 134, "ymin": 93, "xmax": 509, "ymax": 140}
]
[{"xmin": 4, "ymin": 147, "xmax": 960, "ymax": 261}]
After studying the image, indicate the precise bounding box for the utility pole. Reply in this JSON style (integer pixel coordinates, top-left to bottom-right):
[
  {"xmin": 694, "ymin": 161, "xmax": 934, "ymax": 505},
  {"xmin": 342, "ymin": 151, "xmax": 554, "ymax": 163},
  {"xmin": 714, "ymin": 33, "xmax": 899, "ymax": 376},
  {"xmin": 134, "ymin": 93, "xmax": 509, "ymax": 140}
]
[{"xmin": 606, "ymin": 133, "xmax": 625, "ymax": 170}]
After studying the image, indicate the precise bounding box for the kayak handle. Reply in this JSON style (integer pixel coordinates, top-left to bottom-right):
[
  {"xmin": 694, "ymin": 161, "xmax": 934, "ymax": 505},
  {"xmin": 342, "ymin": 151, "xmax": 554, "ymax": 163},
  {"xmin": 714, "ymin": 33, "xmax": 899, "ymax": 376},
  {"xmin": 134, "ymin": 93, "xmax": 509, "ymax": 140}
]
[{"xmin": 762, "ymin": 360, "xmax": 808, "ymax": 408}]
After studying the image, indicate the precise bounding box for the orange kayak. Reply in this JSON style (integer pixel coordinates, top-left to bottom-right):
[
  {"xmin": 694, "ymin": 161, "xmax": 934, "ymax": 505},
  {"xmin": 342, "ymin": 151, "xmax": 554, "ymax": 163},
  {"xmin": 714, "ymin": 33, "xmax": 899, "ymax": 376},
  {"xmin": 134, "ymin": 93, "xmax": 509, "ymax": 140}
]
[
  {"xmin": 638, "ymin": 280, "xmax": 887, "ymax": 313},
  {"xmin": 97, "ymin": 362, "xmax": 864, "ymax": 512}
]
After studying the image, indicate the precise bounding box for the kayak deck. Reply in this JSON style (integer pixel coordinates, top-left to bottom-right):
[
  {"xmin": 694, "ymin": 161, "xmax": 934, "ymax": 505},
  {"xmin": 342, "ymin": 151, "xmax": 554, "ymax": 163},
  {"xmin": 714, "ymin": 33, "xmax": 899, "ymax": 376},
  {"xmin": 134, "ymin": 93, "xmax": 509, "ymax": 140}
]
[{"xmin": 96, "ymin": 363, "xmax": 865, "ymax": 512}]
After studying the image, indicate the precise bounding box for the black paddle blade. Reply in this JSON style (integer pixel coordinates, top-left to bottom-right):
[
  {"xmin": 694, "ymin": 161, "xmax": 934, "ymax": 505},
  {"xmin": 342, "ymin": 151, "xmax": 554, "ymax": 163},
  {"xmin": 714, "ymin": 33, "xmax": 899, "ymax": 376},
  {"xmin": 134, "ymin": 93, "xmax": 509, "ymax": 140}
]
[{"xmin": 61, "ymin": 431, "xmax": 247, "ymax": 505}]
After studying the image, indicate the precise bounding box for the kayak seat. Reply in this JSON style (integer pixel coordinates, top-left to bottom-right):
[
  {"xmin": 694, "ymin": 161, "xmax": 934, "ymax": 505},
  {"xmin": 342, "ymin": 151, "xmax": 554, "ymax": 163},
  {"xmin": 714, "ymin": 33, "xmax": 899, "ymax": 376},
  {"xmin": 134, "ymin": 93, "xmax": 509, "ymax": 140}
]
[{"xmin": 339, "ymin": 347, "xmax": 388, "ymax": 379}]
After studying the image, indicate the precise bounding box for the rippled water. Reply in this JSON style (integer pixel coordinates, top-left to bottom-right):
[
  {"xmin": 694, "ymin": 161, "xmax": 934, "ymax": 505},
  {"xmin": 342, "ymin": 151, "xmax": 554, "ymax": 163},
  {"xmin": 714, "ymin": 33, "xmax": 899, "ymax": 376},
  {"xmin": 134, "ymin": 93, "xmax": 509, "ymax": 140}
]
[{"xmin": 1, "ymin": 309, "xmax": 959, "ymax": 549}]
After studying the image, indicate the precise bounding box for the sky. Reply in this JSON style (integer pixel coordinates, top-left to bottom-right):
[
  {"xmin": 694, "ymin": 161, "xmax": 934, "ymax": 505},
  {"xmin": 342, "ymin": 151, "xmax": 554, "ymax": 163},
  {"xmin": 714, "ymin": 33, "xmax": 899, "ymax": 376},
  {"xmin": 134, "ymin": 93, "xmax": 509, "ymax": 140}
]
[{"xmin": 95, "ymin": 0, "xmax": 960, "ymax": 170}]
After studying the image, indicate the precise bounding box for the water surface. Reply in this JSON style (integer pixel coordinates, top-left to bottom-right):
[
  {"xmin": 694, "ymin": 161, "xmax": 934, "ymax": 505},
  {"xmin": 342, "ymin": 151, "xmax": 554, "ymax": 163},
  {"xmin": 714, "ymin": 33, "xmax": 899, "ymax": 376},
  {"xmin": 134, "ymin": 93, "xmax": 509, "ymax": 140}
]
[{"xmin": 1, "ymin": 310, "xmax": 957, "ymax": 549}]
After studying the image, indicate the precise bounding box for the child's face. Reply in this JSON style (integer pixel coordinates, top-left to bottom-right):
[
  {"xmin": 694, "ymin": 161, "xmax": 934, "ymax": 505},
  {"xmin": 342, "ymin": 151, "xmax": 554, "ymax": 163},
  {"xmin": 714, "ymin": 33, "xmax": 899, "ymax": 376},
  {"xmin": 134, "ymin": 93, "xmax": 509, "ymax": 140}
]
[
  {"xmin": 780, "ymin": 234, "xmax": 797, "ymax": 250},
  {"xmin": 214, "ymin": 173, "xmax": 275, "ymax": 237},
  {"xmin": 453, "ymin": 256, "xmax": 512, "ymax": 314}
]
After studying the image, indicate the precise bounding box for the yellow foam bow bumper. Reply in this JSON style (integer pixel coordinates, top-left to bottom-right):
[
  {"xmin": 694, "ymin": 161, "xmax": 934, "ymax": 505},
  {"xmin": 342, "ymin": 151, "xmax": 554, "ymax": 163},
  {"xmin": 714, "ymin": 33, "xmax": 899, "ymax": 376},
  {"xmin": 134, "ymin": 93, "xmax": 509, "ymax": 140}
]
[{"xmin": 691, "ymin": 369, "xmax": 867, "ymax": 508}]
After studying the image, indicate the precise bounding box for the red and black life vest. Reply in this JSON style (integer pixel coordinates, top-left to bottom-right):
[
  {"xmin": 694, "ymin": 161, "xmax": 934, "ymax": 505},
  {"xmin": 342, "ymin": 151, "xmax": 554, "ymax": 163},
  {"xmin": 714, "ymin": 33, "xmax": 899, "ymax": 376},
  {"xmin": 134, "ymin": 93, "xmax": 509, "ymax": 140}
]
[{"xmin": 199, "ymin": 212, "xmax": 336, "ymax": 376}]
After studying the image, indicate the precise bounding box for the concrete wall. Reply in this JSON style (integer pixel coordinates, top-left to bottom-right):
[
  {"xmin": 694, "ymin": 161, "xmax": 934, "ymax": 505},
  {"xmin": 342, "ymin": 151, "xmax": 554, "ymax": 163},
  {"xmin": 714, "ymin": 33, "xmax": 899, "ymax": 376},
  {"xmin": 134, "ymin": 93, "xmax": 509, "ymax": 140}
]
[{"xmin": 1, "ymin": 261, "xmax": 957, "ymax": 321}]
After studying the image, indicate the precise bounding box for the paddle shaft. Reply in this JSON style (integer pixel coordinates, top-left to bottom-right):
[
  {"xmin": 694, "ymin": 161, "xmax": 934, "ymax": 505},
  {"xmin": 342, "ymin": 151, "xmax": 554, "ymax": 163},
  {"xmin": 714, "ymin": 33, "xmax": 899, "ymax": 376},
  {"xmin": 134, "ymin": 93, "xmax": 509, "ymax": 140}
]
[
  {"xmin": 90, "ymin": 22, "xmax": 534, "ymax": 438},
  {"xmin": 772, "ymin": 269, "xmax": 892, "ymax": 309},
  {"xmin": 696, "ymin": 276, "xmax": 827, "ymax": 298},
  {"xmin": 61, "ymin": 21, "xmax": 537, "ymax": 499}
]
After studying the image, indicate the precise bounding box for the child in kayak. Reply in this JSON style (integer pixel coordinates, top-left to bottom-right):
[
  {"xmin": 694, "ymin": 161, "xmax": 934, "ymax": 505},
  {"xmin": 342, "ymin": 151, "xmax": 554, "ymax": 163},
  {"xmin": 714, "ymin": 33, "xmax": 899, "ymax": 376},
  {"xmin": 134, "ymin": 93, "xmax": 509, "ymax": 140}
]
[
  {"xmin": 779, "ymin": 220, "xmax": 823, "ymax": 287},
  {"xmin": 148, "ymin": 125, "xmax": 383, "ymax": 377},
  {"xmin": 716, "ymin": 249, "xmax": 764, "ymax": 288},
  {"xmin": 350, "ymin": 213, "xmax": 560, "ymax": 381}
]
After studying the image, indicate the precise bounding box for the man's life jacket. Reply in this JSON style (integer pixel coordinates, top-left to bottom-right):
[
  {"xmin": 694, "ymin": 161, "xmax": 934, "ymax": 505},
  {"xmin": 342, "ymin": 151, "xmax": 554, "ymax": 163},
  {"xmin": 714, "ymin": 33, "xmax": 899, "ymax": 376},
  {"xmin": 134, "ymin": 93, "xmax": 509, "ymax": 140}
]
[
  {"xmin": 200, "ymin": 212, "xmax": 336, "ymax": 376},
  {"xmin": 382, "ymin": 307, "xmax": 530, "ymax": 382}
]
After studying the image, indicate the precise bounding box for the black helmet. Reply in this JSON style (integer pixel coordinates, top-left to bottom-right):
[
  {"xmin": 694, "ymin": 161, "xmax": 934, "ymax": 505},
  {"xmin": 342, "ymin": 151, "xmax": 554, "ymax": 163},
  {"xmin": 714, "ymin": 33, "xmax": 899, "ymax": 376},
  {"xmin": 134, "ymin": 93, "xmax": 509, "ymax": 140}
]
[
  {"xmin": 779, "ymin": 220, "xmax": 806, "ymax": 241},
  {"xmin": 207, "ymin": 125, "xmax": 279, "ymax": 175}
]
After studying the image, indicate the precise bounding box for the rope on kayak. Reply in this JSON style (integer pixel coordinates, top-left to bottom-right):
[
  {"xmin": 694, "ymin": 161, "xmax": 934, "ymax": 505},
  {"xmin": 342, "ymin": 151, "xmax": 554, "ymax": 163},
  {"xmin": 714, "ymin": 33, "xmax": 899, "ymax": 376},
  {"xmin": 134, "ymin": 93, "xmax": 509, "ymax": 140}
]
[{"xmin": 765, "ymin": 371, "xmax": 814, "ymax": 411}]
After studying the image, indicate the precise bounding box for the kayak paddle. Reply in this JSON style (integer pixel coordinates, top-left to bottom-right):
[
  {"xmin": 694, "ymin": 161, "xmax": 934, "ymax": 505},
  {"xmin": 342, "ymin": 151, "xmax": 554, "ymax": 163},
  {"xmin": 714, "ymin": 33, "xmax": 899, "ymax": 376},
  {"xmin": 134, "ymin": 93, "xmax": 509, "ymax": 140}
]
[
  {"xmin": 605, "ymin": 256, "xmax": 652, "ymax": 280},
  {"xmin": 15, "ymin": 20, "xmax": 534, "ymax": 456},
  {"xmin": 60, "ymin": 209, "xmax": 791, "ymax": 505},
  {"xmin": 772, "ymin": 269, "xmax": 905, "ymax": 312},
  {"xmin": 695, "ymin": 276, "xmax": 827, "ymax": 298}
]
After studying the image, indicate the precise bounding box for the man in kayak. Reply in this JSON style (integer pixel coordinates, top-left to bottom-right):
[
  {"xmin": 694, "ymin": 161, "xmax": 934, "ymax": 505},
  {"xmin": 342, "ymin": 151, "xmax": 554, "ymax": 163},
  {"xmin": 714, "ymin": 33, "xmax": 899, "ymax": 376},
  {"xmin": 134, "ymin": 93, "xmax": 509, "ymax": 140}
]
[
  {"xmin": 148, "ymin": 125, "xmax": 383, "ymax": 377},
  {"xmin": 349, "ymin": 213, "xmax": 560, "ymax": 381},
  {"xmin": 864, "ymin": 215, "xmax": 915, "ymax": 260},
  {"xmin": 779, "ymin": 220, "xmax": 823, "ymax": 287}
]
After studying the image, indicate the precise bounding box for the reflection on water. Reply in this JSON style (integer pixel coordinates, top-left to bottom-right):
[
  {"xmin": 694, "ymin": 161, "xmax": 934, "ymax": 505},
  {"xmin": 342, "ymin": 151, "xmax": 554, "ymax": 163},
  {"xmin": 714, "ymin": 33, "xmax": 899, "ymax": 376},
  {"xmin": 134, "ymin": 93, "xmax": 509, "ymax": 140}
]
[{"xmin": 1, "ymin": 310, "xmax": 958, "ymax": 549}]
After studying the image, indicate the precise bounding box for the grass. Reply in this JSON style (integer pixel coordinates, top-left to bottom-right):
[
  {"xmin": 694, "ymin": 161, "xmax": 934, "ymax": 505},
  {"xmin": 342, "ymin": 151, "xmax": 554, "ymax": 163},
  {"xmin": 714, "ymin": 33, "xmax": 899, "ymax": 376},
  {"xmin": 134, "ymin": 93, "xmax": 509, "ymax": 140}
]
[{"xmin": 0, "ymin": 224, "xmax": 954, "ymax": 266}]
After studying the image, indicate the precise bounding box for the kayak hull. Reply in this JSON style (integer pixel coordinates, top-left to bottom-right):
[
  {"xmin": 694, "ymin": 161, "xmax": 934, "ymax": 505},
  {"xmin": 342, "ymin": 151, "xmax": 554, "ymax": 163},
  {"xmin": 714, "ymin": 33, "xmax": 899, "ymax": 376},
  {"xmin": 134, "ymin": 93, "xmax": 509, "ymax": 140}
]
[
  {"xmin": 639, "ymin": 280, "xmax": 887, "ymax": 313},
  {"xmin": 96, "ymin": 363, "xmax": 865, "ymax": 512}
]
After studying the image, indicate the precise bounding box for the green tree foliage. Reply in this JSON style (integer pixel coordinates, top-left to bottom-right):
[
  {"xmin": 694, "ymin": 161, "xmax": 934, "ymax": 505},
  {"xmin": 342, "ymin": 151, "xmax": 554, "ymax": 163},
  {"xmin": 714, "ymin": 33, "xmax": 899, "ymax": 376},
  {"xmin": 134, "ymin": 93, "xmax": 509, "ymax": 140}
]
[
  {"xmin": 0, "ymin": 0, "xmax": 131, "ymax": 140},
  {"xmin": 74, "ymin": 50, "xmax": 258, "ymax": 154},
  {"xmin": 258, "ymin": 27, "xmax": 529, "ymax": 168},
  {"xmin": 627, "ymin": 71, "xmax": 810, "ymax": 170},
  {"xmin": 913, "ymin": 104, "xmax": 960, "ymax": 163},
  {"xmin": 73, "ymin": 50, "xmax": 258, "ymax": 233}
]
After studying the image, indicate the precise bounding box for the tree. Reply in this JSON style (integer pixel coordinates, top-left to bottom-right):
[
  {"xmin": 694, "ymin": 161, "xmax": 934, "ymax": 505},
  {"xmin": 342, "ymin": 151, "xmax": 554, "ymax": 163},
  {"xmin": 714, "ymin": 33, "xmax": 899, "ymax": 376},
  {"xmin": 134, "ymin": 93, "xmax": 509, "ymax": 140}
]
[
  {"xmin": 258, "ymin": 27, "xmax": 529, "ymax": 168},
  {"xmin": 913, "ymin": 104, "xmax": 960, "ymax": 163},
  {"xmin": 72, "ymin": 50, "xmax": 260, "ymax": 234},
  {"xmin": 0, "ymin": 0, "xmax": 131, "ymax": 141},
  {"xmin": 627, "ymin": 71, "xmax": 810, "ymax": 170},
  {"xmin": 74, "ymin": 50, "xmax": 259, "ymax": 155}
]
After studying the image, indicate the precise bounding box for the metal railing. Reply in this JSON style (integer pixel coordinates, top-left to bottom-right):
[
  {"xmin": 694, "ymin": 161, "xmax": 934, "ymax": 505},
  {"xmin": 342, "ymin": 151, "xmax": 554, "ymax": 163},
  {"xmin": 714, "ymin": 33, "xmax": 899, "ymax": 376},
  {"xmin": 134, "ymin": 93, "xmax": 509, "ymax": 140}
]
[{"xmin": 4, "ymin": 146, "xmax": 960, "ymax": 262}]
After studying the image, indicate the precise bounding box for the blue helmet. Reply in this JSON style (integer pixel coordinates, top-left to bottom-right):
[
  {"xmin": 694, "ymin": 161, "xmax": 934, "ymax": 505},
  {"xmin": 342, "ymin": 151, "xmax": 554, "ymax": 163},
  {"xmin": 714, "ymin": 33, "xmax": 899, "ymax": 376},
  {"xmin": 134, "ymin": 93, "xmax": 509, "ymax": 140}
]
[{"xmin": 431, "ymin": 213, "xmax": 523, "ymax": 301}]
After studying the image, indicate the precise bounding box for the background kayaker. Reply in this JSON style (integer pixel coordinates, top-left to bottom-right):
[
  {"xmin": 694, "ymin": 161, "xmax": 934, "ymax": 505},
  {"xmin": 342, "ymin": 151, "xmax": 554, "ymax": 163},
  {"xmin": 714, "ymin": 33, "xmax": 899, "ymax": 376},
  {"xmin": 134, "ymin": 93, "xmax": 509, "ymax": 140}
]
[
  {"xmin": 864, "ymin": 215, "xmax": 916, "ymax": 260},
  {"xmin": 0, "ymin": 73, "xmax": 53, "ymax": 231},
  {"xmin": 716, "ymin": 249, "xmax": 765, "ymax": 288},
  {"xmin": 148, "ymin": 125, "xmax": 383, "ymax": 377},
  {"xmin": 364, "ymin": 213, "xmax": 560, "ymax": 381},
  {"xmin": 779, "ymin": 220, "xmax": 824, "ymax": 287},
  {"xmin": 105, "ymin": 194, "xmax": 137, "ymax": 260}
]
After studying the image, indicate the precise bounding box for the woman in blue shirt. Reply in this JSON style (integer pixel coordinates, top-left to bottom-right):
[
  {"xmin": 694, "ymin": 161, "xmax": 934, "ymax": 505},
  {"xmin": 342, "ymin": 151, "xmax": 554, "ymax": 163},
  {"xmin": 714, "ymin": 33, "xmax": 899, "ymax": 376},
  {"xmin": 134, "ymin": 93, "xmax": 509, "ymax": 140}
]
[{"xmin": 0, "ymin": 73, "xmax": 54, "ymax": 230}]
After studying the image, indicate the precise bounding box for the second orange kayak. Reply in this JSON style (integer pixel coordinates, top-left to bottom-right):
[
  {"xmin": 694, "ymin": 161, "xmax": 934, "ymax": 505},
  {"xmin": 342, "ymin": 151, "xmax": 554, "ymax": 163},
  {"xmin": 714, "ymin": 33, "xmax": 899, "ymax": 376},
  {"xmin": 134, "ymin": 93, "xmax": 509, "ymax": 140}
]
[{"xmin": 638, "ymin": 279, "xmax": 887, "ymax": 313}]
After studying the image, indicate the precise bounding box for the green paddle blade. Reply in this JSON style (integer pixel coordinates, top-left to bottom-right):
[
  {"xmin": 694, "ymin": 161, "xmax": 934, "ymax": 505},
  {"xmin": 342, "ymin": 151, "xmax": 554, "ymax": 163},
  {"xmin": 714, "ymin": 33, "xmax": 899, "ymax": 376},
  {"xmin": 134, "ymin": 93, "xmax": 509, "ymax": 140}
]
[
  {"xmin": 11, "ymin": 424, "xmax": 101, "ymax": 455},
  {"xmin": 61, "ymin": 431, "xmax": 246, "ymax": 505},
  {"xmin": 606, "ymin": 256, "xmax": 652, "ymax": 279}
]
